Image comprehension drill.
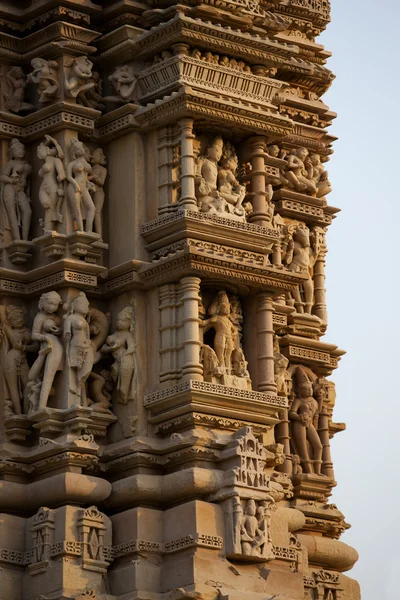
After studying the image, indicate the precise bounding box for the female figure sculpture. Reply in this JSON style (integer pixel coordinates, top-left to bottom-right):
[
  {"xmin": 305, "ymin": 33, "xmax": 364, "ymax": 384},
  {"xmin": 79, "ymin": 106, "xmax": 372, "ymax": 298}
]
[
  {"xmin": 288, "ymin": 367, "xmax": 323, "ymax": 475},
  {"xmin": 240, "ymin": 499, "xmax": 267, "ymax": 557},
  {"xmin": 66, "ymin": 138, "xmax": 96, "ymax": 233},
  {"xmin": 306, "ymin": 154, "xmax": 332, "ymax": 198},
  {"xmin": 28, "ymin": 58, "xmax": 59, "ymax": 103},
  {"xmin": 0, "ymin": 305, "xmax": 36, "ymax": 415},
  {"xmin": 28, "ymin": 291, "xmax": 63, "ymax": 411},
  {"xmin": 217, "ymin": 144, "xmax": 246, "ymax": 218},
  {"xmin": 88, "ymin": 148, "xmax": 107, "ymax": 238},
  {"xmin": 63, "ymin": 292, "xmax": 94, "ymax": 406},
  {"xmin": 37, "ymin": 135, "xmax": 66, "ymax": 231},
  {"xmin": 283, "ymin": 147, "xmax": 317, "ymax": 194},
  {"xmin": 101, "ymin": 306, "xmax": 136, "ymax": 404},
  {"xmin": 64, "ymin": 56, "xmax": 95, "ymax": 102},
  {"xmin": 0, "ymin": 138, "xmax": 32, "ymax": 241},
  {"xmin": 195, "ymin": 136, "xmax": 223, "ymax": 213}
]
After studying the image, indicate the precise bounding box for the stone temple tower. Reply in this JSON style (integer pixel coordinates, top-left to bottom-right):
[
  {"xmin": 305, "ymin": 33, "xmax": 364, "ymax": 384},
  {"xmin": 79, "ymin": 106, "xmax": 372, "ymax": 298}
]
[{"xmin": 0, "ymin": 1, "xmax": 360, "ymax": 600}]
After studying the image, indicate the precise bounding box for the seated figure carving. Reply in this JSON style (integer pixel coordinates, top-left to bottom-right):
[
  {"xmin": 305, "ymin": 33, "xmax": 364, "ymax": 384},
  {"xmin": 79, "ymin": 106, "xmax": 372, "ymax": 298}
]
[{"xmin": 195, "ymin": 136, "xmax": 247, "ymax": 222}]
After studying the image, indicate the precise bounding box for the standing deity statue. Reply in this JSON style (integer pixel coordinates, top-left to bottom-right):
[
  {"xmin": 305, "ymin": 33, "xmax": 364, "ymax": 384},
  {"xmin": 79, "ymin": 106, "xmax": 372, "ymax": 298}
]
[
  {"xmin": 66, "ymin": 137, "xmax": 96, "ymax": 233},
  {"xmin": 2, "ymin": 66, "xmax": 34, "ymax": 113},
  {"xmin": 63, "ymin": 292, "xmax": 94, "ymax": 406},
  {"xmin": 88, "ymin": 148, "xmax": 107, "ymax": 238},
  {"xmin": 27, "ymin": 291, "xmax": 63, "ymax": 412},
  {"xmin": 105, "ymin": 65, "xmax": 137, "ymax": 104},
  {"xmin": 0, "ymin": 138, "xmax": 32, "ymax": 241},
  {"xmin": 282, "ymin": 147, "xmax": 317, "ymax": 195},
  {"xmin": 284, "ymin": 223, "xmax": 321, "ymax": 314},
  {"xmin": 0, "ymin": 305, "xmax": 36, "ymax": 415},
  {"xmin": 101, "ymin": 306, "xmax": 136, "ymax": 404},
  {"xmin": 195, "ymin": 136, "xmax": 223, "ymax": 212},
  {"xmin": 217, "ymin": 142, "xmax": 246, "ymax": 219},
  {"xmin": 28, "ymin": 58, "xmax": 59, "ymax": 103},
  {"xmin": 203, "ymin": 291, "xmax": 236, "ymax": 375},
  {"xmin": 288, "ymin": 367, "xmax": 323, "ymax": 475},
  {"xmin": 37, "ymin": 135, "xmax": 66, "ymax": 231},
  {"xmin": 64, "ymin": 56, "xmax": 95, "ymax": 103}
]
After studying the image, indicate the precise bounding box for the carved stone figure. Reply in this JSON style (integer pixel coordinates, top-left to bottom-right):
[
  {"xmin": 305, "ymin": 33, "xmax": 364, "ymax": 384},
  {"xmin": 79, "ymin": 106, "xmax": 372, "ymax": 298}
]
[
  {"xmin": 284, "ymin": 223, "xmax": 321, "ymax": 314},
  {"xmin": 83, "ymin": 71, "xmax": 105, "ymax": 110},
  {"xmin": 88, "ymin": 148, "xmax": 107, "ymax": 238},
  {"xmin": 28, "ymin": 291, "xmax": 63, "ymax": 412},
  {"xmin": 28, "ymin": 58, "xmax": 59, "ymax": 103},
  {"xmin": 0, "ymin": 138, "xmax": 32, "ymax": 241},
  {"xmin": 63, "ymin": 292, "xmax": 94, "ymax": 406},
  {"xmin": 273, "ymin": 336, "xmax": 289, "ymax": 396},
  {"xmin": 64, "ymin": 56, "xmax": 95, "ymax": 103},
  {"xmin": 239, "ymin": 499, "xmax": 274, "ymax": 560},
  {"xmin": 195, "ymin": 137, "xmax": 246, "ymax": 222},
  {"xmin": 202, "ymin": 291, "xmax": 251, "ymax": 389},
  {"xmin": 37, "ymin": 135, "xmax": 66, "ymax": 231},
  {"xmin": 0, "ymin": 305, "xmax": 36, "ymax": 415},
  {"xmin": 306, "ymin": 154, "xmax": 332, "ymax": 198},
  {"xmin": 2, "ymin": 66, "xmax": 34, "ymax": 113},
  {"xmin": 66, "ymin": 137, "xmax": 96, "ymax": 233},
  {"xmin": 288, "ymin": 367, "xmax": 323, "ymax": 475},
  {"xmin": 106, "ymin": 65, "xmax": 137, "ymax": 104},
  {"xmin": 282, "ymin": 147, "xmax": 317, "ymax": 195},
  {"xmin": 87, "ymin": 369, "xmax": 113, "ymax": 413},
  {"xmin": 88, "ymin": 307, "xmax": 110, "ymax": 363},
  {"xmin": 101, "ymin": 306, "xmax": 136, "ymax": 404}
]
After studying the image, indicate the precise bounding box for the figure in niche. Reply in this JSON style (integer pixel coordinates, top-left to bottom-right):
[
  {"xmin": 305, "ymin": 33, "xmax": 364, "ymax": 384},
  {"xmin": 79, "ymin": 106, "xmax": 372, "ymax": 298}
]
[
  {"xmin": 288, "ymin": 367, "xmax": 323, "ymax": 475},
  {"xmin": 101, "ymin": 306, "xmax": 136, "ymax": 404},
  {"xmin": 63, "ymin": 292, "xmax": 94, "ymax": 406},
  {"xmin": 37, "ymin": 135, "xmax": 66, "ymax": 231},
  {"xmin": 306, "ymin": 154, "xmax": 332, "ymax": 198},
  {"xmin": 28, "ymin": 58, "xmax": 59, "ymax": 103},
  {"xmin": 88, "ymin": 306, "xmax": 110, "ymax": 363},
  {"xmin": 2, "ymin": 66, "xmax": 34, "ymax": 113},
  {"xmin": 0, "ymin": 305, "xmax": 37, "ymax": 415},
  {"xmin": 217, "ymin": 142, "xmax": 246, "ymax": 219},
  {"xmin": 284, "ymin": 223, "xmax": 321, "ymax": 315},
  {"xmin": 27, "ymin": 291, "xmax": 63, "ymax": 412},
  {"xmin": 202, "ymin": 291, "xmax": 251, "ymax": 389},
  {"xmin": 66, "ymin": 137, "xmax": 96, "ymax": 233},
  {"xmin": 83, "ymin": 71, "xmax": 105, "ymax": 111},
  {"xmin": 240, "ymin": 499, "xmax": 272, "ymax": 559},
  {"xmin": 106, "ymin": 65, "xmax": 137, "ymax": 104},
  {"xmin": 195, "ymin": 137, "xmax": 246, "ymax": 222},
  {"xmin": 313, "ymin": 378, "xmax": 334, "ymax": 478},
  {"xmin": 64, "ymin": 56, "xmax": 95, "ymax": 103},
  {"xmin": 282, "ymin": 147, "xmax": 317, "ymax": 195},
  {"xmin": 273, "ymin": 336, "xmax": 289, "ymax": 396},
  {"xmin": 0, "ymin": 138, "xmax": 32, "ymax": 241},
  {"xmin": 88, "ymin": 148, "xmax": 107, "ymax": 238}
]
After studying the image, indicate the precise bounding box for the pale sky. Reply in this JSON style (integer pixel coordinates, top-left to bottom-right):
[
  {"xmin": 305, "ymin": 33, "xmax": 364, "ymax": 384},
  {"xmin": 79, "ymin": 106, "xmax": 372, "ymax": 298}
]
[{"xmin": 318, "ymin": 2, "xmax": 400, "ymax": 598}]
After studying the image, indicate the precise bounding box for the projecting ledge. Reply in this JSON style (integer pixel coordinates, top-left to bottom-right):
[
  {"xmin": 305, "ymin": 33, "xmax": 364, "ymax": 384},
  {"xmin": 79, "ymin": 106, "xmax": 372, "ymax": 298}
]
[{"xmin": 144, "ymin": 380, "xmax": 287, "ymax": 426}]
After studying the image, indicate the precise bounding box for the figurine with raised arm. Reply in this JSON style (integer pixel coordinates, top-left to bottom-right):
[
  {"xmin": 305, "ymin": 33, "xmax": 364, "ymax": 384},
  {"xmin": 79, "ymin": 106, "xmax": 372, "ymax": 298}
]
[
  {"xmin": 3, "ymin": 66, "xmax": 34, "ymax": 113},
  {"xmin": 64, "ymin": 56, "xmax": 95, "ymax": 102},
  {"xmin": 28, "ymin": 58, "xmax": 59, "ymax": 103}
]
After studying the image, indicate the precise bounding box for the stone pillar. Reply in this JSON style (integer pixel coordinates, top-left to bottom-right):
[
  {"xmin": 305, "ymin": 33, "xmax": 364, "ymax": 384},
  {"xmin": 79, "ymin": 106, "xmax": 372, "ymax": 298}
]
[
  {"xmin": 247, "ymin": 137, "xmax": 269, "ymax": 228},
  {"xmin": 159, "ymin": 284, "xmax": 179, "ymax": 384},
  {"xmin": 256, "ymin": 293, "xmax": 276, "ymax": 394},
  {"xmin": 178, "ymin": 118, "xmax": 197, "ymax": 211},
  {"xmin": 319, "ymin": 406, "xmax": 334, "ymax": 479},
  {"xmin": 180, "ymin": 277, "xmax": 203, "ymax": 381},
  {"xmin": 313, "ymin": 251, "xmax": 328, "ymax": 324},
  {"xmin": 275, "ymin": 410, "xmax": 292, "ymax": 474}
]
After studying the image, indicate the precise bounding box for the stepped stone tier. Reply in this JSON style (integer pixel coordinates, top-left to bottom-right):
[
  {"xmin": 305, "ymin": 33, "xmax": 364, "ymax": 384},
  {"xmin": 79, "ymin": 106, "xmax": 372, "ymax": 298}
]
[{"xmin": 0, "ymin": 2, "xmax": 360, "ymax": 600}]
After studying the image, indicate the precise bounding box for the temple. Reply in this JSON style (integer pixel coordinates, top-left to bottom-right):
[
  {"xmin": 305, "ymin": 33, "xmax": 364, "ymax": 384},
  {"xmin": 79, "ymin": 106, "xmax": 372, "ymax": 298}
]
[{"xmin": 0, "ymin": 1, "xmax": 360, "ymax": 600}]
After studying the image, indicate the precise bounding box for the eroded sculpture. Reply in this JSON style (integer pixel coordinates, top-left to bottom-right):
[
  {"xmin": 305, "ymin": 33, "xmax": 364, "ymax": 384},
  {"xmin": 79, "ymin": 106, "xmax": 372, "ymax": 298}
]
[
  {"xmin": 37, "ymin": 135, "xmax": 66, "ymax": 231},
  {"xmin": 89, "ymin": 148, "xmax": 107, "ymax": 238},
  {"xmin": 0, "ymin": 138, "xmax": 32, "ymax": 241},
  {"xmin": 231, "ymin": 497, "xmax": 274, "ymax": 561},
  {"xmin": 2, "ymin": 66, "xmax": 33, "ymax": 113},
  {"xmin": 28, "ymin": 58, "xmax": 59, "ymax": 103},
  {"xmin": 105, "ymin": 65, "xmax": 137, "ymax": 104},
  {"xmin": 101, "ymin": 306, "xmax": 136, "ymax": 404},
  {"xmin": 64, "ymin": 56, "xmax": 96, "ymax": 106}
]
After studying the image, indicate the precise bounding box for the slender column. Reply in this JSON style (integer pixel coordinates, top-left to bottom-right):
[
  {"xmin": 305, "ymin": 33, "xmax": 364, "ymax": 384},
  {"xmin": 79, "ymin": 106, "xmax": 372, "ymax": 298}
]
[
  {"xmin": 275, "ymin": 410, "xmax": 292, "ymax": 474},
  {"xmin": 159, "ymin": 284, "xmax": 179, "ymax": 383},
  {"xmin": 256, "ymin": 293, "xmax": 277, "ymax": 394},
  {"xmin": 318, "ymin": 406, "xmax": 334, "ymax": 478},
  {"xmin": 313, "ymin": 251, "xmax": 328, "ymax": 324},
  {"xmin": 180, "ymin": 277, "xmax": 203, "ymax": 381},
  {"xmin": 178, "ymin": 118, "xmax": 197, "ymax": 210},
  {"xmin": 247, "ymin": 136, "xmax": 269, "ymax": 227}
]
